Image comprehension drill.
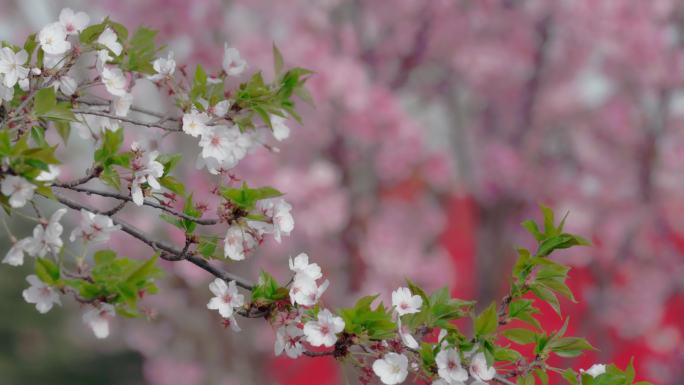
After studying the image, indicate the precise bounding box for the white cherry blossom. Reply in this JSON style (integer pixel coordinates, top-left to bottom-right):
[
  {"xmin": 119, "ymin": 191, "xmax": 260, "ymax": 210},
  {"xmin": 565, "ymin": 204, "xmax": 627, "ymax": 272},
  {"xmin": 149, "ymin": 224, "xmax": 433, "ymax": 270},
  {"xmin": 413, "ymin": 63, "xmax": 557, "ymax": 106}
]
[
  {"xmin": 1, "ymin": 175, "xmax": 36, "ymax": 208},
  {"xmin": 0, "ymin": 47, "xmax": 29, "ymax": 88},
  {"xmin": 96, "ymin": 49, "xmax": 112, "ymax": 72},
  {"xmin": 581, "ymin": 364, "xmax": 606, "ymax": 378},
  {"xmin": 303, "ymin": 309, "xmax": 344, "ymax": 347},
  {"xmin": 397, "ymin": 317, "xmax": 419, "ymax": 349},
  {"xmin": 97, "ymin": 27, "xmax": 123, "ymax": 56},
  {"xmin": 289, "ymin": 275, "xmax": 329, "ymax": 307},
  {"xmin": 209, "ymin": 100, "xmax": 230, "ymax": 117},
  {"xmin": 36, "ymin": 165, "xmax": 60, "ymax": 183},
  {"xmin": 392, "ymin": 287, "xmax": 423, "ymax": 316},
  {"xmin": 252, "ymin": 198, "xmax": 294, "ymax": 242},
  {"xmin": 112, "ymin": 93, "xmax": 132, "ymax": 117},
  {"xmin": 222, "ymin": 45, "xmax": 247, "ymax": 76},
  {"xmin": 207, "ymin": 279, "xmax": 244, "ymax": 318},
  {"xmin": 27, "ymin": 208, "xmax": 67, "ymax": 258},
  {"xmin": 372, "ymin": 352, "xmax": 409, "ymax": 385},
  {"xmin": 270, "ymin": 114, "xmax": 290, "ymax": 141},
  {"xmin": 69, "ymin": 209, "xmax": 120, "ymax": 244},
  {"xmin": 83, "ymin": 303, "xmax": 116, "ymax": 339},
  {"xmin": 289, "ymin": 253, "xmax": 322, "ymax": 281},
  {"xmin": 101, "ymin": 67, "xmax": 128, "ymax": 97},
  {"xmin": 59, "ymin": 8, "xmax": 89, "ymax": 35},
  {"xmin": 52, "ymin": 75, "xmax": 78, "ymax": 96},
  {"xmin": 222, "ymin": 314, "xmax": 241, "ymax": 332},
  {"xmin": 182, "ymin": 109, "xmax": 211, "ymax": 138},
  {"xmin": 224, "ymin": 225, "xmax": 256, "ymax": 261},
  {"xmin": 148, "ymin": 52, "xmax": 176, "ymax": 81},
  {"xmin": 38, "ymin": 22, "xmax": 71, "ymax": 55},
  {"xmin": 130, "ymin": 143, "xmax": 164, "ymax": 206},
  {"xmin": 274, "ymin": 324, "xmax": 305, "ymax": 359},
  {"xmin": 0, "ymin": 80, "xmax": 13, "ymax": 101},
  {"xmin": 22, "ymin": 275, "xmax": 61, "ymax": 314},
  {"xmin": 436, "ymin": 348, "xmax": 468, "ymax": 384},
  {"xmin": 469, "ymin": 352, "xmax": 496, "ymax": 383},
  {"xmin": 2, "ymin": 238, "xmax": 33, "ymax": 266}
]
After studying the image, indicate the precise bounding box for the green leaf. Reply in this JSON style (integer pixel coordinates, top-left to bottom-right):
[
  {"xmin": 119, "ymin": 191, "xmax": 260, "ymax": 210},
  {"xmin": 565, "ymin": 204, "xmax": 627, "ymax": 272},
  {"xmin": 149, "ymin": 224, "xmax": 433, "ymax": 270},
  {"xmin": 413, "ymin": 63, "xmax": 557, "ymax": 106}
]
[
  {"xmin": 94, "ymin": 249, "xmax": 117, "ymax": 265},
  {"xmin": 517, "ymin": 374, "xmax": 535, "ymax": 385},
  {"xmin": 339, "ymin": 295, "xmax": 396, "ymax": 339},
  {"xmin": 406, "ymin": 278, "xmax": 430, "ymax": 307},
  {"xmin": 535, "ymin": 369, "xmax": 549, "ymax": 385},
  {"xmin": 159, "ymin": 175, "xmax": 185, "ymax": 196},
  {"xmin": 126, "ymin": 27, "xmax": 158, "ymax": 74},
  {"xmin": 251, "ymin": 271, "xmax": 288, "ymax": 304},
  {"xmin": 35, "ymin": 258, "xmax": 60, "ymax": 284},
  {"xmin": 220, "ymin": 183, "xmax": 284, "ymax": 210},
  {"xmin": 474, "ymin": 302, "xmax": 497, "ymax": 337},
  {"xmin": 548, "ymin": 337, "xmax": 595, "ymax": 358},
  {"xmin": 503, "ymin": 328, "xmax": 537, "ymax": 345},
  {"xmin": 494, "ymin": 347, "xmax": 522, "ymax": 362},
  {"xmin": 529, "ymin": 283, "xmax": 561, "ymax": 316},
  {"xmin": 273, "ymin": 43, "xmax": 284, "ymax": 76},
  {"xmin": 34, "ymin": 87, "xmax": 57, "ymax": 115},
  {"xmin": 562, "ymin": 369, "xmax": 579, "ymax": 385}
]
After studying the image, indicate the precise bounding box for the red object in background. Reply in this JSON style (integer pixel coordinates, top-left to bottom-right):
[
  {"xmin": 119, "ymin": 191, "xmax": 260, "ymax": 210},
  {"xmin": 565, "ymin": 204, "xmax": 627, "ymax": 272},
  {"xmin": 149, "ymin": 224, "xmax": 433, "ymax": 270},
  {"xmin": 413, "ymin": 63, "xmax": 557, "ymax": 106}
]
[
  {"xmin": 270, "ymin": 355, "xmax": 340, "ymax": 385},
  {"xmin": 441, "ymin": 194, "xmax": 478, "ymax": 299}
]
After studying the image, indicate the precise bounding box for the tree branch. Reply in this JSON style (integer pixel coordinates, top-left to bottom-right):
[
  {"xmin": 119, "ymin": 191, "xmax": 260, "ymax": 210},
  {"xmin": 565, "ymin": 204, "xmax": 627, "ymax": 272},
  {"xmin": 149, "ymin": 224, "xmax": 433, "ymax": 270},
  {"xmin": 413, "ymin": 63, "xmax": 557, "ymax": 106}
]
[
  {"xmin": 52, "ymin": 191, "xmax": 254, "ymax": 290},
  {"xmin": 71, "ymin": 108, "xmax": 181, "ymax": 132},
  {"xmin": 54, "ymin": 185, "xmax": 220, "ymax": 225}
]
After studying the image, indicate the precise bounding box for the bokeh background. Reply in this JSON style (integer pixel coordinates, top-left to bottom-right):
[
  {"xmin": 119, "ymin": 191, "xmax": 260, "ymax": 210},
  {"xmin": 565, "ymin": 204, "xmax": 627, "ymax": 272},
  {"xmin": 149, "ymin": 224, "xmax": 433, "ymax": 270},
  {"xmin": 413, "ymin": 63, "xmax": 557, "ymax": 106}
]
[{"xmin": 1, "ymin": 0, "xmax": 683, "ymax": 384}]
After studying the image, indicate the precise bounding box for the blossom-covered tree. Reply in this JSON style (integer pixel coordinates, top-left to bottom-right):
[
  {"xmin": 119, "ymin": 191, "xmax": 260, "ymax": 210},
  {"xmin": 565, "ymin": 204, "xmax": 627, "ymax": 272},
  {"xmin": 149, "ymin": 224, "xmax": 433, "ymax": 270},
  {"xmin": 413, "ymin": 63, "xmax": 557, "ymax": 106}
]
[{"xmin": 0, "ymin": 6, "xmax": 660, "ymax": 385}]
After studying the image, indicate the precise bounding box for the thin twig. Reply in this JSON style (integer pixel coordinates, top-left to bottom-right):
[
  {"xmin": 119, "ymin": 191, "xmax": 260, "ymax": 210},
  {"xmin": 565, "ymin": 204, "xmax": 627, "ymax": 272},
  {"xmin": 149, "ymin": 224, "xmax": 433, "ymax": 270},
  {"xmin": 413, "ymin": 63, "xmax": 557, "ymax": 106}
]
[
  {"xmin": 71, "ymin": 108, "xmax": 181, "ymax": 132},
  {"xmin": 52, "ymin": 192, "xmax": 253, "ymax": 290},
  {"xmin": 55, "ymin": 185, "xmax": 220, "ymax": 225}
]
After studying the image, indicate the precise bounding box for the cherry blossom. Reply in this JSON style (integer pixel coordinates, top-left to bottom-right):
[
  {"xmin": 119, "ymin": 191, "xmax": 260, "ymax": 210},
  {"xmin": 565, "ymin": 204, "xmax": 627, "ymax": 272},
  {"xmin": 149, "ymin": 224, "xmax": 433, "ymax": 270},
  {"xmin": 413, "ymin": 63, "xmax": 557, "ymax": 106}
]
[
  {"xmin": 52, "ymin": 75, "xmax": 78, "ymax": 96},
  {"xmin": 222, "ymin": 315, "xmax": 241, "ymax": 332},
  {"xmin": 69, "ymin": 209, "xmax": 121, "ymax": 244},
  {"xmin": 435, "ymin": 348, "xmax": 468, "ymax": 384},
  {"xmin": 0, "ymin": 47, "xmax": 29, "ymax": 88},
  {"xmin": 372, "ymin": 352, "xmax": 409, "ymax": 385},
  {"xmin": 148, "ymin": 52, "xmax": 176, "ymax": 81},
  {"xmin": 0, "ymin": 80, "xmax": 13, "ymax": 101},
  {"xmin": 58, "ymin": 8, "xmax": 89, "ymax": 35},
  {"xmin": 35, "ymin": 165, "xmax": 60, "ymax": 183},
  {"xmin": 269, "ymin": 114, "xmax": 290, "ymax": 141},
  {"xmin": 223, "ymin": 225, "xmax": 256, "ymax": 261},
  {"xmin": 222, "ymin": 45, "xmax": 247, "ymax": 76},
  {"xmin": 289, "ymin": 275, "xmax": 329, "ymax": 307},
  {"xmin": 207, "ymin": 279, "xmax": 244, "ymax": 318},
  {"xmin": 83, "ymin": 303, "xmax": 116, "ymax": 339},
  {"xmin": 581, "ymin": 364, "xmax": 607, "ymax": 378},
  {"xmin": 274, "ymin": 324, "xmax": 305, "ymax": 359},
  {"xmin": 101, "ymin": 67, "xmax": 128, "ymax": 97},
  {"xmin": 22, "ymin": 275, "xmax": 61, "ymax": 314},
  {"xmin": 397, "ymin": 317, "xmax": 418, "ymax": 349},
  {"xmin": 130, "ymin": 143, "xmax": 164, "ymax": 206},
  {"xmin": 97, "ymin": 27, "xmax": 123, "ymax": 56},
  {"xmin": 2, "ymin": 238, "xmax": 33, "ymax": 266},
  {"xmin": 392, "ymin": 287, "xmax": 423, "ymax": 316},
  {"xmin": 1, "ymin": 175, "xmax": 36, "ymax": 208},
  {"xmin": 288, "ymin": 253, "xmax": 322, "ymax": 281},
  {"xmin": 182, "ymin": 109, "xmax": 211, "ymax": 138},
  {"xmin": 27, "ymin": 208, "xmax": 67, "ymax": 258},
  {"xmin": 469, "ymin": 352, "xmax": 496, "ymax": 383},
  {"xmin": 112, "ymin": 93, "xmax": 132, "ymax": 117},
  {"xmin": 302, "ymin": 309, "xmax": 344, "ymax": 347},
  {"xmin": 38, "ymin": 22, "xmax": 71, "ymax": 55},
  {"xmin": 252, "ymin": 198, "xmax": 294, "ymax": 242},
  {"xmin": 208, "ymin": 100, "xmax": 229, "ymax": 118}
]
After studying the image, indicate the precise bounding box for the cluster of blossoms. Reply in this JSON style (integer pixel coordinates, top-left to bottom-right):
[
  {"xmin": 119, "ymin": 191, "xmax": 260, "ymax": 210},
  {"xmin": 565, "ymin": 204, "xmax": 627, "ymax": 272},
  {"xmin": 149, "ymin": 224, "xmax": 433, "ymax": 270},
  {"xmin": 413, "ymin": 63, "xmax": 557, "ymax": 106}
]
[{"xmin": 0, "ymin": 7, "xmax": 654, "ymax": 385}]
